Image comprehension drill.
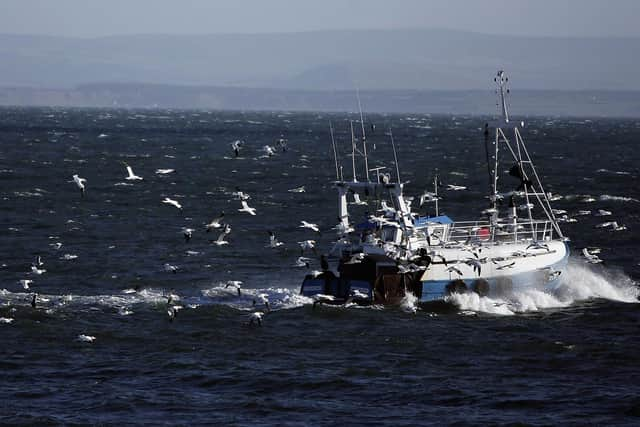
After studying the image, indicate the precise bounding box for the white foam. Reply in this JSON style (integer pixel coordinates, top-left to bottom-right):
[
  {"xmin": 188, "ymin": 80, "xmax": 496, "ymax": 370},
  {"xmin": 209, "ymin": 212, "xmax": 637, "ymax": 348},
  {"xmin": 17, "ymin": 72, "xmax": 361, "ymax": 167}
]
[{"xmin": 448, "ymin": 261, "xmax": 639, "ymax": 315}]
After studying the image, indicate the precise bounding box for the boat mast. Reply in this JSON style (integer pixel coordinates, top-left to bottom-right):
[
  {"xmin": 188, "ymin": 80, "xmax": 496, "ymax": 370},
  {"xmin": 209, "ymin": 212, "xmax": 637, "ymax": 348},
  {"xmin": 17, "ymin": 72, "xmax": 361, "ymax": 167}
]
[
  {"xmin": 434, "ymin": 171, "xmax": 439, "ymax": 216},
  {"xmin": 329, "ymin": 121, "xmax": 340, "ymax": 181},
  {"xmin": 350, "ymin": 121, "xmax": 357, "ymax": 182},
  {"xmin": 356, "ymin": 88, "xmax": 370, "ymax": 182}
]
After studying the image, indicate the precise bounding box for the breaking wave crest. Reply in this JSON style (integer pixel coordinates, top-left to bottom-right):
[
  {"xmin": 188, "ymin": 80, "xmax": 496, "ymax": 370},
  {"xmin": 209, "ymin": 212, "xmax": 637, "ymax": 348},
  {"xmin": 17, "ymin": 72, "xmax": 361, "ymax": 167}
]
[{"xmin": 446, "ymin": 261, "xmax": 639, "ymax": 315}]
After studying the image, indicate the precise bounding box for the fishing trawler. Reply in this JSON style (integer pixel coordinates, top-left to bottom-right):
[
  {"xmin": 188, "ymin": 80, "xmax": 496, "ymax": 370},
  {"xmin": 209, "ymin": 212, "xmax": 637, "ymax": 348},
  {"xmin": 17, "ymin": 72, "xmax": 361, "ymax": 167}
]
[{"xmin": 300, "ymin": 70, "xmax": 569, "ymax": 305}]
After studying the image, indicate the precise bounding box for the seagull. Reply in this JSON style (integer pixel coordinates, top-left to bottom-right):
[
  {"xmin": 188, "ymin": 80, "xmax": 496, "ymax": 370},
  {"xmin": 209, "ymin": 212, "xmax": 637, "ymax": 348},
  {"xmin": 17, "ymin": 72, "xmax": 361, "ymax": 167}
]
[
  {"xmin": 333, "ymin": 222, "xmax": 354, "ymax": 235},
  {"xmin": 167, "ymin": 306, "xmax": 178, "ymax": 322},
  {"xmin": 182, "ymin": 228, "xmax": 194, "ymax": 243},
  {"xmin": 351, "ymin": 193, "xmax": 367, "ymax": 205},
  {"xmin": 495, "ymin": 261, "xmax": 516, "ymax": 270},
  {"xmin": 248, "ymin": 311, "xmax": 263, "ymax": 326},
  {"xmin": 312, "ymin": 294, "xmax": 336, "ymax": 309},
  {"xmin": 344, "ymin": 253, "xmax": 365, "ymax": 265},
  {"xmin": 262, "ymin": 145, "xmax": 276, "ymax": 157},
  {"xmin": 225, "ymin": 280, "xmax": 243, "ymax": 296},
  {"xmin": 288, "ymin": 186, "xmax": 305, "ymax": 193},
  {"xmin": 447, "ymin": 184, "xmax": 467, "ymax": 191},
  {"xmin": 379, "ymin": 201, "xmax": 396, "ymax": 217},
  {"xmin": 19, "ymin": 279, "xmax": 33, "ymax": 290},
  {"xmin": 231, "ymin": 140, "xmax": 243, "ymax": 157},
  {"xmin": 232, "ymin": 189, "xmax": 251, "ymax": 201},
  {"xmin": 72, "ymin": 174, "xmax": 86, "ymax": 197},
  {"xmin": 164, "ymin": 263, "xmax": 179, "ymax": 274},
  {"xmin": 300, "ymin": 220, "xmax": 320, "ymax": 233},
  {"xmin": 294, "ymin": 257, "xmax": 311, "ymax": 268},
  {"xmin": 212, "ymin": 224, "xmax": 231, "ymax": 246},
  {"xmin": 253, "ymin": 293, "xmax": 270, "ymax": 311},
  {"xmin": 0, "ymin": 317, "xmax": 14, "ymax": 324},
  {"xmin": 155, "ymin": 169, "xmax": 175, "ymax": 175},
  {"xmin": 123, "ymin": 162, "xmax": 143, "ymax": 180},
  {"xmin": 50, "ymin": 242, "xmax": 63, "ymax": 250},
  {"xmin": 526, "ymin": 242, "xmax": 549, "ymax": 251},
  {"xmin": 419, "ymin": 191, "xmax": 438, "ymax": 206},
  {"xmin": 77, "ymin": 334, "xmax": 96, "ymax": 343},
  {"xmin": 238, "ymin": 200, "xmax": 256, "ymax": 216},
  {"xmin": 596, "ymin": 209, "xmax": 612, "ymax": 216},
  {"xmin": 31, "ymin": 265, "xmax": 46, "ymax": 275},
  {"xmin": 463, "ymin": 258, "xmax": 482, "ymax": 276},
  {"xmin": 205, "ymin": 212, "xmax": 225, "ymax": 232},
  {"xmin": 298, "ymin": 240, "xmax": 317, "ymax": 255},
  {"xmin": 445, "ymin": 265, "xmax": 463, "ymax": 276},
  {"xmin": 267, "ymin": 231, "xmax": 284, "ymax": 248},
  {"xmin": 162, "ymin": 197, "xmax": 182, "ymax": 210},
  {"xmin": 582, "ymin": 248, "xmax": 603, "ymax": 264}
]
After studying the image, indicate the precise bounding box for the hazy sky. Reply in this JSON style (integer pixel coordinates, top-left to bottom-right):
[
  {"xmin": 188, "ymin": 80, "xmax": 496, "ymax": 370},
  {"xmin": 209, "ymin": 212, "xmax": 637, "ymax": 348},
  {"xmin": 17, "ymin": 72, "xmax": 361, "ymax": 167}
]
[{"xmin": 3, "ymin": 0, "xmax": 639, "ymax": 38}]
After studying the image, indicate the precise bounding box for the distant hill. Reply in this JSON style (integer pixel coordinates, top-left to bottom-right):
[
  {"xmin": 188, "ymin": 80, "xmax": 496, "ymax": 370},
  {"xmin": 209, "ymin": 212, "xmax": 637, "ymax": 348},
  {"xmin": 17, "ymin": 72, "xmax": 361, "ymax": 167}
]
[
  {"xmin": 0, "ymin": 29, "xmax": 639, "ymax": 91},
  {"xmin": 2, "ymin": 84, "xmax": 639, "ymax": 118}
]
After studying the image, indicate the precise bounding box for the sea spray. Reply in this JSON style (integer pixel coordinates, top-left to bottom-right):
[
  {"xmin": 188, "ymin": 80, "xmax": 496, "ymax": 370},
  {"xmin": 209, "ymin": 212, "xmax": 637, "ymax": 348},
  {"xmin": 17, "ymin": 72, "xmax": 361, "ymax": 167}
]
[{"xmin": 448, "ymin": 260, "xmax": 639, "ymax": 314}]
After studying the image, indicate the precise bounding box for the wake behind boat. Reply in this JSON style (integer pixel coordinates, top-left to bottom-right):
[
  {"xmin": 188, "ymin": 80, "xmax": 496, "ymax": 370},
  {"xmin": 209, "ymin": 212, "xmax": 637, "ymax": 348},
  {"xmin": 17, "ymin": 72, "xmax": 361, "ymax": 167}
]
[{"xmin": 301, "ymin": 70, "xmax": 569, "ymax": 305}]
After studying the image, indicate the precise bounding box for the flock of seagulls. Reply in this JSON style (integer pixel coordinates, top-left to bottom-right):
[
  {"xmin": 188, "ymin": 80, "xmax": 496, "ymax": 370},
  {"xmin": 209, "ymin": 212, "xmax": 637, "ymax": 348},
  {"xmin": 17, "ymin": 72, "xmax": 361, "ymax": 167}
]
[{"xmin": 31, "ymin": 140, "xmax": 332, "ymax": 331}]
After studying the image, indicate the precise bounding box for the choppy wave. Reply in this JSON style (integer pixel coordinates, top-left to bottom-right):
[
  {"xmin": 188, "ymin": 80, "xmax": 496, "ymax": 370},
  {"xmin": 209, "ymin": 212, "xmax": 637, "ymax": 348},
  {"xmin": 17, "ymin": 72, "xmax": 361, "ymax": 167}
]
[{"xmin": 447, "ymin": 261, "xmax": 639, "ymax": 315}]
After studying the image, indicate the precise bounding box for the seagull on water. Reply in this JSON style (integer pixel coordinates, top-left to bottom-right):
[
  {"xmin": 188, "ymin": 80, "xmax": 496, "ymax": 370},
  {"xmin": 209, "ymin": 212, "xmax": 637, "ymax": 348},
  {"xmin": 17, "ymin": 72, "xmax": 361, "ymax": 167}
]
[
  {"xmin": 225, "ymin": 281, "xmax": 243, "ymax": 296},
  {"xmin": 162, "ymin": 197, "xmax": 182, "ymax": 210},
  {"xmin": 596, "ymin": 209, "xmax": 612, "ymax": 216},
  {"xmin": 164, "ymin": 263, "xmax": 179, "ymax": 274},
  {"xmin": 205, "ymin": 212, "xmax": 225, "ymax": 232},
  {"xmin": 262, "ymin": 145, "xmax": 276, "ymax": 157},
  {"xmin": 20, "ymin": 279, "xmax": 33, "ymax": 290},
  {"xmin": 72, "ymin": 174, "xmax": 86, "ymax": 197},
  {"xmin": 123, "ymin": 162, "xmax": 143, "ymax": 180},
  {"xmin": 238, "ymin": 200, "xmax": 256, "ymax": 215},
  {"xmin": 300, "ymin": 220, "xmax": 320, "ymax": 233},
  {"xmin": 267, "ymin": 231, "xmax": 284, "ymax": 248},
  {"xmin": 182, "ymin": 228, "xmax": 194, "ymax": 243},
  {"xmin": 77, "ymin": 334, "xmax": 96, "ymax": 342}
]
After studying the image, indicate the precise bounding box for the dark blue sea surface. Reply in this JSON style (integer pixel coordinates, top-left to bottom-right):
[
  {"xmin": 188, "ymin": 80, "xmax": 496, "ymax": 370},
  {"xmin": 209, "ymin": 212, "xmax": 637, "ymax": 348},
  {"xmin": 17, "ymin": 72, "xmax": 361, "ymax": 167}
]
[{"xmin": 1, "ymin": 107, "xmax": 640, "ymax": 426}]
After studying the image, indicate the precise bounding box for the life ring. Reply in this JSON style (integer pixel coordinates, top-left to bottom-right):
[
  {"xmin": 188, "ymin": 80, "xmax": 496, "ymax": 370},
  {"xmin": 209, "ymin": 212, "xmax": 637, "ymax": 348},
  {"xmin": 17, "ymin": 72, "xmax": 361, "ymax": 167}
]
[
  {"xmin": 445, "ymin": 279, "xmax": 468, "ymax": 295},
  {"xmin": 471, "ymin": 279, "xmax": 490, "ymax": 297},
  {"xmin": 494, "ymin": 277, "xmax": 513, "ymax": 297}
]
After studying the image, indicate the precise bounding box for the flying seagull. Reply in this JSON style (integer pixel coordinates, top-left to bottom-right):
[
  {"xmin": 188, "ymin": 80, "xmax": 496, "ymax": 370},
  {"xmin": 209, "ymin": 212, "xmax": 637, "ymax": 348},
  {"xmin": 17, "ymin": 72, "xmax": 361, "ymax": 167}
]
[
  {"xmin": 238, "ymin": 200, "xmax": 256, "ymax": 216},
  {"xmin": 300, "ymin": 220, "xmax": 320, "ymax": 233},
  {"xmin": 267, "ymin": 231, "xmax": 284, "ymax": 248},
  {"xmin": 123, "ymin": 162, "xmax": 143, "ymax": 180},
  {"xmin": 205, "ymin": 212, "xmax": 225, "ymax": 232},
  {"xmin": 162, "ymin": 197, "xmax": 182, "ymax": 210},
  {"xmin": 212, "ymin": 224, "xmax": 231, "ymax": 246},
  {"xmin": 72, "ymin": 174, "xmax": 86, "ymax": 197}
]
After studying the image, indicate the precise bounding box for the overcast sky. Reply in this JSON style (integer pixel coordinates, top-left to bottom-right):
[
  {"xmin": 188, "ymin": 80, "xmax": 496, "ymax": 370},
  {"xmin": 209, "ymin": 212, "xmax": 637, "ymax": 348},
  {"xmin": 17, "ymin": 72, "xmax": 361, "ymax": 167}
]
[{"xmin": 3, "ymin": 0, "xmax": 639, "ymax": 38}]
